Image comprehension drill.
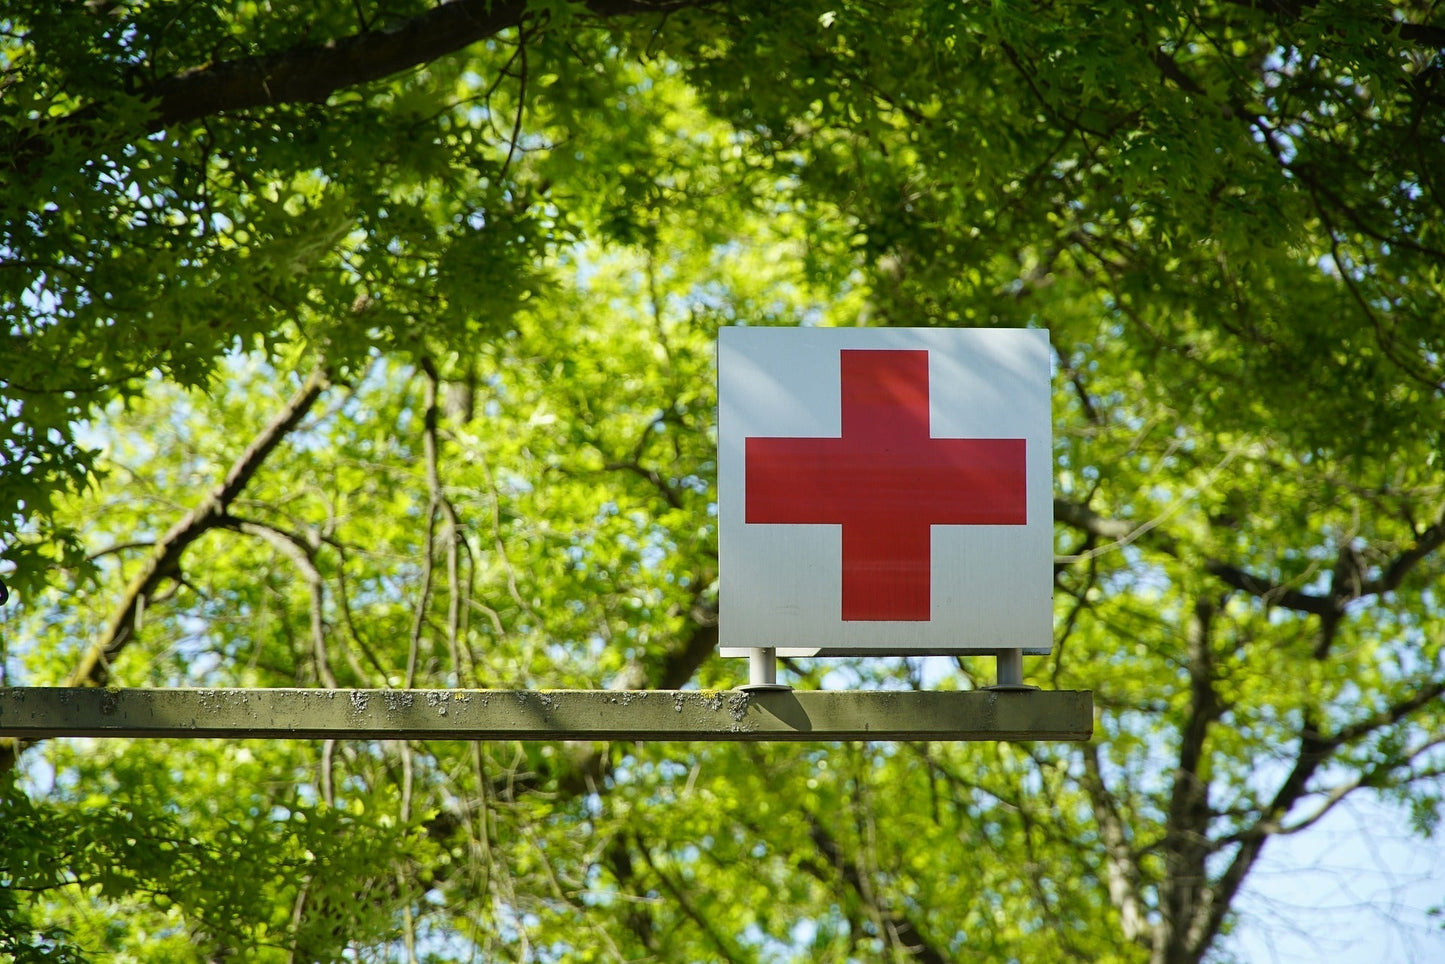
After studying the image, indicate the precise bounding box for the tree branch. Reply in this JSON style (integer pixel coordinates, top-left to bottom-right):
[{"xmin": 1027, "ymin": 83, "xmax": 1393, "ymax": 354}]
[
  {"xmin": 1081, "ymin": 746, "xmax": 1152, "ymax": 947},
  {"xmin": 1199, "ymin": 675, "xmax": 1445, "ymax": 957},
  {"xmin": 1054, "ymin": 497, "xmax": 1336, "ymax": 616},
  {"xmin": 601, "ymin": 459, "xmax": 685, "ymax": 509},
  {"xmin": 633, "ymin": 836, "xmax": 749, "ymax": 964},
  {"xmin": 555, "ymin": 595, "xmax": 717, "ymax": 796},
  {"xmin": 1055, "ymin": 497, "xmax": 1445, "ymax": 619},
  {"xmin": 1218, "ymin": 0, "xmax": 1445, "ymax": 50},
  {"xmin": 8, "ymin": 0, "xmax": 712, "ymax": 176},
  {"xmin": 68, "ymin": 366, "xmax": 331, "ymax": 690},
  {"xmin": 218, "ymin": 515, "xmax": 339, "ymax": 688},
  {"xmin": 1263, "ymin": 734, "xmax": 1445, "ymax": 841},
  {"xmin": 803, "ymin": 812, "xmax": 950, "ymax": 964},
  {"xmin": 1360, "ymin": 512, "xmax": 1445, "ymax": 599},
  {"xmin": 0, "ymin": 366, "xmax": 330, "ymax": 776},
  {"xmin": 1154, "ymin": 598, "xmax": 1224, "ymax": 964}
]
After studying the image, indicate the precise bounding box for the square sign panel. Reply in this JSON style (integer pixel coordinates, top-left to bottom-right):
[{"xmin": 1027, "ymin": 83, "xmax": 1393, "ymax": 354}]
[{"xmin": 719, "ymin": 327, "xmax": 1052, "ymax": 657}]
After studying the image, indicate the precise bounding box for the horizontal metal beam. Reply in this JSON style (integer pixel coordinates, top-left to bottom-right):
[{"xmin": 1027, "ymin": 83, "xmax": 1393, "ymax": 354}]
[{"xmin": 0, "ymin": 687, "xmax": 1093, "ymax": 742}]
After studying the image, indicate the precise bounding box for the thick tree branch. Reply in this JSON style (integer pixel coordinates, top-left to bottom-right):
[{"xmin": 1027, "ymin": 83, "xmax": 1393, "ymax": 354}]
[
  {"xmin": 1054, "ymin": 497, "xmax": 1335, "ymax": 615},
  {"xmin": 1199, "ymin": 675, "xmax": 1445, "ymax": 957},
  {"xmin": 1154, "ymin": 599, "xmax": 1224, "ymax": 964},
  {"xmin": 1203, "ymin": 559, "xmax": 1334, "ymax": 616},
  {"xmin": 1329, "ymin": 677, "xmax": 1445, "ymax": 748},
  {"xmin": 1061, "ymin": 492, "xmax": 1445, "ymax": 962},
  {"xmin": 1220, "ymin": 0, "xmax": 1445, "ymax": 49},
  {"xmin": 1273, "ymin": 733, "xmax": 1445, "ymax": 838},
  {"xmin": 1360, "ymin": 513, "xmax": 1445, "ymax": 598},
  {"xmin": 1185, "ymin": 720, "xmax": 1327, "ymax": 964},
  {"xmin": 68, "ymin": 366, "xmax": 331, "ymax": 689},
  {"xmin": 7, "ymin": 0, "xmax": 711, "ymax": 176},
  {"xmin": 1055, "ymin": 497, "xmax": 1445, "ymax": 619},
  {"xmin": 1081, "ymin": 746, "xmax": 1152, "ymax": 947},
  {"xmin": 601, "ymin": 459, "xmax": 685, "ymax": 509},
  {"xmin": 0, "ymin": 367, "xmax": 330, "ymax": 776}
]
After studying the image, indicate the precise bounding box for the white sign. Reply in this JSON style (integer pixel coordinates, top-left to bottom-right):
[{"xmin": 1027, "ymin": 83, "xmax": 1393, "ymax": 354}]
[{"xmin": 718, "ymin": 327, "xmax": 1052, "ymax": 656}]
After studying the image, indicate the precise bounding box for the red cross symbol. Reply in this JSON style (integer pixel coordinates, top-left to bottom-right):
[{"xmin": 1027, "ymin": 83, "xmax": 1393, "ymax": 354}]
[{"xmin": 745, "ymin": 349, "xmax": 1027, "ymax": 621}]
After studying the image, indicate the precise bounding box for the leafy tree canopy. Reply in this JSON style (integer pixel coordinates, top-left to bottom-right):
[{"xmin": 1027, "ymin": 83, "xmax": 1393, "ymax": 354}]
[{"xmin": 3, "ymin": 1, "xmax": 1444, "ymax": 962}]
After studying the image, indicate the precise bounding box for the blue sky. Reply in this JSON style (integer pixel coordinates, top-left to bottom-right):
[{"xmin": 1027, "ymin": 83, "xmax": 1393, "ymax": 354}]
[{"xmin": 1231, "ymin": 795, "xmax": 1445, "ymax": 964}]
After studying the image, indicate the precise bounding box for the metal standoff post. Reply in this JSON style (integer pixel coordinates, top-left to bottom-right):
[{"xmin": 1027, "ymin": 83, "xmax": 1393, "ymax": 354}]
[
  {"xmin": 988, "ymin": 648, "xmax": 1037, "ymax": 691},
  {"xmin": 740, "ymin": 646, "xmax": 791, "ymax": 691}
]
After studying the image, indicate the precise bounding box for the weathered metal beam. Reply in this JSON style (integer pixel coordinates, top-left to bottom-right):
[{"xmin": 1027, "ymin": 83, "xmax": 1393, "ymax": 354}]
[{"xmin": 0, "ymin": 687, "xmax": 1093, "ymax": 742}]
